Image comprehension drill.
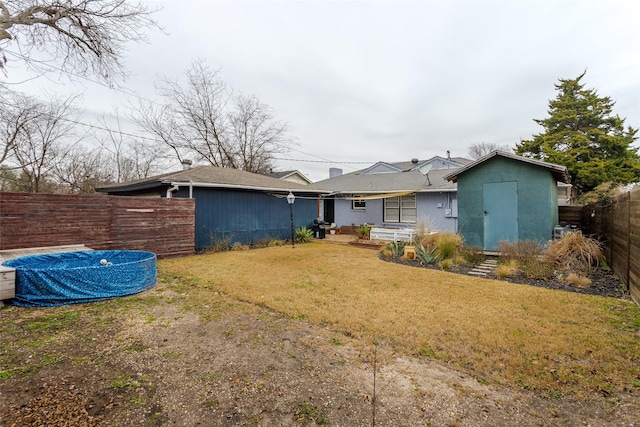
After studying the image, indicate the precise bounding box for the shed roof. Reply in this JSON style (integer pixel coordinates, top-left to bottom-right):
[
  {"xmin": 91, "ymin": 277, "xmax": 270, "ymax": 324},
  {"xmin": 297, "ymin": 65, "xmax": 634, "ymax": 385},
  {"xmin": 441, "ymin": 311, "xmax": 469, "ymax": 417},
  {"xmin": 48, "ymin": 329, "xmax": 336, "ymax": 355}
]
[
  {"xmin": 96, "ymin": 165, "xmax": 327, "ymax": 194},
  {"xmin": 443, "ymin": 151, "xmax": 570, "ymax": 184}
]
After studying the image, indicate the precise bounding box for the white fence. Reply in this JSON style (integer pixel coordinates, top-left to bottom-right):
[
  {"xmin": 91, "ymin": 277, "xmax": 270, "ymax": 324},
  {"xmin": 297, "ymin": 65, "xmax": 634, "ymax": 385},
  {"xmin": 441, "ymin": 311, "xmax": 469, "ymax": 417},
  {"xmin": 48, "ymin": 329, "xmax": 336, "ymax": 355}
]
[{"xmin": 370, "ymin": 227, "xmax": 415, "ymax": 242}]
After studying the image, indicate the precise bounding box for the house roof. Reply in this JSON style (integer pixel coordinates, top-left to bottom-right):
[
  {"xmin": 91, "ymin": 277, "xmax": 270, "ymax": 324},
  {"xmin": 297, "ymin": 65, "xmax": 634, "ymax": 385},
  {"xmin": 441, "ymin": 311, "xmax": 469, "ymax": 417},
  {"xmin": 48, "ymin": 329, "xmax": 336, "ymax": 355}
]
[
  {"xmin": 267, "ymin": 170, "xmax": 313, "ymax": 184},
  {"xmin": 443, "ymin": 150, "xmax": 571, "ymax": 184},
  {"xmin": 308, "ymin": 156, "xmax": 473, "ymax": 195},
  {"xmin": 96, "ymin": 165, "xmax": 327, "ymax": 194}
]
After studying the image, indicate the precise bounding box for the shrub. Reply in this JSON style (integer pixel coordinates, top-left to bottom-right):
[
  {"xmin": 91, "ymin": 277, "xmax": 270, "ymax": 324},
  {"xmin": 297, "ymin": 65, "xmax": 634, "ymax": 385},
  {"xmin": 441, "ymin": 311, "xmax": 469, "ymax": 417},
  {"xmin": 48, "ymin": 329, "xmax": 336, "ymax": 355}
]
[
  {"xmin": 439, "ymin": 258, "xmax": 453, "ymax": 270},
  {"xmin": 498, "ymin": 240, "xmax": 544, "ymax": 263},
  {"xmin": 355, "ymin": 224, "xmax": 371, "ymax": 240},
  {"xmin": 519, "ymin": 258, "xmax": 554, "ymax": 280},
  {"xmin": 380, "ymin": 241, "xmax": 406, "ymax": 259},
  {"xmin": 420, "ymin": 232, "xmax": 463, "ymax": 260},
  {"xmin": 295, "ymin": 226, "xmax": 314, "ymax": 243},
  {"xmin": 495, "ymin": 261, "xmax": 517, "ymax": 278},
  {"xmin": 461, "ymin": 246, "xmax": 485, "ymax": 264},
  {"xmin": 415, "ymin": 245, "xmax": 439, "ymax": 265},
  {"xmin": 566, "ymin": 272, "xmax": 592, "ymax": 288},
  {"xmin": 546, "ymin": 231, "xmax": 602, "ymax": 275},
  {"xmin": 230, "ymin": 242, "xmax": 250, "ymax": 251}
]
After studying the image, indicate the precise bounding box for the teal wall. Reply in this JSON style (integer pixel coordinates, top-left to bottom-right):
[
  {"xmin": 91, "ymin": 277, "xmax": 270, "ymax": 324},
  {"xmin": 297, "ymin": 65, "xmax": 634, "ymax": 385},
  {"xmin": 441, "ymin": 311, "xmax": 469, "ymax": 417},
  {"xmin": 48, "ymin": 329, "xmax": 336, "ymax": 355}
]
[{"xmin": 457, "ymin": 157, "xmax": 559, "ymax": 249}]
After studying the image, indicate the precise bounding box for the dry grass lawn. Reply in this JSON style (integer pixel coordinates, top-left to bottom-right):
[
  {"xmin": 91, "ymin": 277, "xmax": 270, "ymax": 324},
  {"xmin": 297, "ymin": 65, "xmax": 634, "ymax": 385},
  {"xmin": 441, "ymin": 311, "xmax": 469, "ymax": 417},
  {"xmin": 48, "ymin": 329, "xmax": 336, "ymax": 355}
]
[{"xmin": 160, "ymin": 242, "xmax": 640, "ymax": 400}]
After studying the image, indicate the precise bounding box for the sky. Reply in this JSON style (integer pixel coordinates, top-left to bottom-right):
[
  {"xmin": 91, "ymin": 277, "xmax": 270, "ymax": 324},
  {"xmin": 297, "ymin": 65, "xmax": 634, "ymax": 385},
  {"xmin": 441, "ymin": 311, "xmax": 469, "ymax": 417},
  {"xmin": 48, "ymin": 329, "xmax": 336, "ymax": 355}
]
[{"xmin": 4, "ymin": 0, "xmax": 640, "ymax": 182}]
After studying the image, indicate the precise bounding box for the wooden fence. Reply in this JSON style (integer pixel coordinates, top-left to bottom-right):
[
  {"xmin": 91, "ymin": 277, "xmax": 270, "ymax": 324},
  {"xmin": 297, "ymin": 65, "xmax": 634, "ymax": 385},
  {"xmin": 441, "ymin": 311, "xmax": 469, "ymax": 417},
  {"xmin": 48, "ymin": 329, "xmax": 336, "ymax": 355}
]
[
  {"xmin": 578, "ymin": 187, "xmax": 640, "ymax": 306},
  {"xmin": 0, "ymin": 193, "xmax": 195, "ymax": 258}
]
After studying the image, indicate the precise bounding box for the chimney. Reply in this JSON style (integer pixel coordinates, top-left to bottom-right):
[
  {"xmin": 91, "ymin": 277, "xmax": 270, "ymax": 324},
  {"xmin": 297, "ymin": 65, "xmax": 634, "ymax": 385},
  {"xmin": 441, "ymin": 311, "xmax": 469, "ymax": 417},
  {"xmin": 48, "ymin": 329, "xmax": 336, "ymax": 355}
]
[
  {"xmin": 329, "ymin": 167, "xmax": 343, "ymax": 178},
  {"xmin": 182, "ymin": 159, "xmax": 193, "ymax": 170}
]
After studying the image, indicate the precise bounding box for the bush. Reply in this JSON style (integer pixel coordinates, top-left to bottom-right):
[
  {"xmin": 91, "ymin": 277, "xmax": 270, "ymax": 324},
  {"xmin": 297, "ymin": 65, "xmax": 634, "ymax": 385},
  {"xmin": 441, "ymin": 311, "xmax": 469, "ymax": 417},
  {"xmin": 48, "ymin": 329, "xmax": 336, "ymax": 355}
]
[
  {"xmin": 439, "ymin": 258, "xmax": 453, "ymax": 270},
  {"xmin": 380, "ymin": 241, "xmax": 406, "ymax": 259},
  {"xmin": 355, "ymin": 224, "xmax": 371, "ymax": 240},
  {"xmin": 461, "ymin": 246, "xmax": 485, "ymax": 264},
  {"xmin": 420, "ymin": 232, "xmax": 463, "ymax": 260},
  {"xmin": 498, "ymin": 240, "xmax": 544, "ymax": 263},
  {"xmin": 566, "ymin": 272, "xmax": 592, "ymax": 288},
  {"xmin": 546, "ymin": 231, "xmax": 602, "ymax": 275},
  {"xmin": 519, "ymin": 258, "xmax": 555, "ymax": 280},
  {"xmin": 295, "ymin": 226, "xmax": 314, "ymax": 243},
  {"xmin": 495, "ymin": 261, "xmax": 517, "ymax": 278},
  {"xmin": 415, "ymin": 245, "xmax": 439, "ymax": 265}
]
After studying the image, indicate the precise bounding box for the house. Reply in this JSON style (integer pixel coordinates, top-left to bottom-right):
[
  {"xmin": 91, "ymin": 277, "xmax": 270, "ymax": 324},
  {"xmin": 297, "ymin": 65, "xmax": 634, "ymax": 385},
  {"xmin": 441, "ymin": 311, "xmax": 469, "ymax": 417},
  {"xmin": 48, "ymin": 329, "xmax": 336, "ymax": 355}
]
[
  {"xmin": 308, "ymin": 155, "xmax": 473, "ymax": 233},
  {"xmin": 444, "ymin": 150, "xmax": 570, "ymax": 251},
  {"xmin": 96, "ymin": 165, "xmax": 328, "ymax": 250},
  {"xmin": 267, "ymin": 170, "xmax": 313, "ymax": 185}
]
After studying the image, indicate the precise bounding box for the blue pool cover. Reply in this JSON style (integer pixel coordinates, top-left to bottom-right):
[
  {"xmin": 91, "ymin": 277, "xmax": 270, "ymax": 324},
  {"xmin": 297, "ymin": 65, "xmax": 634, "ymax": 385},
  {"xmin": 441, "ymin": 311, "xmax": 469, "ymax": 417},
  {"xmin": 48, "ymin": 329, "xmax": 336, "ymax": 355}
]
[{"xmin": 2, "ymin": 250, "xmax": 157, "ymax": 307}]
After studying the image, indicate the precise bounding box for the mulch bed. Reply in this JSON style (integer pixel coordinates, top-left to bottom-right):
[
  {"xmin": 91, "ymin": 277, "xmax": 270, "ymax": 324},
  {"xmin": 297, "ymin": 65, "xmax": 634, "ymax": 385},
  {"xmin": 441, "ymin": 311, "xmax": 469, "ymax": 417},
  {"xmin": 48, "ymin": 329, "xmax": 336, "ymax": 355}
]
[{"xmin": 383, "ymin": 255, "xmax": 630, "ymax": 300}]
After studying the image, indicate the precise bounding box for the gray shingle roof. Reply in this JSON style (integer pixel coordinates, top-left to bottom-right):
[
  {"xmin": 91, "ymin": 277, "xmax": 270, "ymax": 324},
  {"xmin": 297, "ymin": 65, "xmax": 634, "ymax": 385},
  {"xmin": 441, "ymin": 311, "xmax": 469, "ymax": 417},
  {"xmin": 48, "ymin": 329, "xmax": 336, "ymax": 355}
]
[
  {"xmin": 96, "ymin": 165, "xmax": 325, "ymax": 193},
  {"xmin": 308, "ymin": 157, "xmax": 471, "ymax": 194}
]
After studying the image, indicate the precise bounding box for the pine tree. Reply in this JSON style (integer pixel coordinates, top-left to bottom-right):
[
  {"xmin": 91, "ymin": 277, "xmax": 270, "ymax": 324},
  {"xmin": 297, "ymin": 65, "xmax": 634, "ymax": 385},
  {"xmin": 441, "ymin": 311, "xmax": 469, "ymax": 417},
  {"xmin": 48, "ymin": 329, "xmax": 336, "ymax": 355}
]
[{"xmin": 515, "ymin": 72, "xmax": 640, "ymax": 194}]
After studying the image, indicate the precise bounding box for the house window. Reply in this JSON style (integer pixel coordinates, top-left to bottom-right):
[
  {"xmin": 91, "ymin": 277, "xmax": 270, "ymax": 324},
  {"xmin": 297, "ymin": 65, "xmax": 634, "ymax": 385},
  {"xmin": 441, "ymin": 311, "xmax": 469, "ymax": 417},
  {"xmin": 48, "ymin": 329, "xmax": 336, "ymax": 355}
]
[
  {"xmin": 352, "ymin": 199, "xmax": 366, "ymax": 210},
  {"xmin": 384, "ymin": 194, "xmax": 417, "ymax": 223}
]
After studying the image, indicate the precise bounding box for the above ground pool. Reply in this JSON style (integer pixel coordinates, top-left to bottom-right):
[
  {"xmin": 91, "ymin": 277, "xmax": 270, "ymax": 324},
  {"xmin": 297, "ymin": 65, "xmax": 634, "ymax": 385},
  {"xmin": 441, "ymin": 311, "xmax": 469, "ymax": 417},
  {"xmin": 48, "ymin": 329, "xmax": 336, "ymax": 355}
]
[{"xmin": 2, "ymin": 250, "xmax": 157, "ymax": 307}]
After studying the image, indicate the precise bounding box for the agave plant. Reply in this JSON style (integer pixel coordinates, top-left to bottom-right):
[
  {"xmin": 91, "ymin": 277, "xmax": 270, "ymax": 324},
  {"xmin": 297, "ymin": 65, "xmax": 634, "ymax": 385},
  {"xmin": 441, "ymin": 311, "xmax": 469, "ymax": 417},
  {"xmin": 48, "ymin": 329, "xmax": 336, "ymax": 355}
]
[
  {"xmin": 415, "ymin": 245, "xmax": 439, "ymax": 265},
  {"xmin": 295, "ymin": 226, "xmax": 314, "ymax": 243}
]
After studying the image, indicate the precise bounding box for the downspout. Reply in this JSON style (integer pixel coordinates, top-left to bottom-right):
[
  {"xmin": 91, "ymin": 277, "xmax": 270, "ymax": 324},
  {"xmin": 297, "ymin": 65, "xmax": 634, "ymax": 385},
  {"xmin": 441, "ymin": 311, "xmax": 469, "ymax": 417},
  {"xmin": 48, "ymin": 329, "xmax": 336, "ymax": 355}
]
[
  {"xmin": 166, "ymin": 184, "xmax": 180, "ymax": 198},
  {"xmin": 189, "ymin": 180, "xmax": 193, "ymax": 199}
]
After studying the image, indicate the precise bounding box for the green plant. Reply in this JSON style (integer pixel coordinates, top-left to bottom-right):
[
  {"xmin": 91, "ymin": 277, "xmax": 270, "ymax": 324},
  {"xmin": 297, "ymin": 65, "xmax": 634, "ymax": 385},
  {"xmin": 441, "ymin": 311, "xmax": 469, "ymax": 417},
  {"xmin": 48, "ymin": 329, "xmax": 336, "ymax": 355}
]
[
  {"xmin": 439, "ymin": 258, "xmax": 453, "ymax": 270},
  {"xmin": 355, "ymin": 223, "xmax": 371, "ymax": 240},
  {"xmin": 294, "ymin": 402, "xmax": 327, "ymax": 425},
  {"xmin": 415, "ymin": 245, "xmax": 439, "ymax": 265},
  {"xmin": 380, "ymin": 241, "xmax": 406, "ymax": 259},
  {"xmin": 295, "ymin": 226, "xmax": 314, "ymax": 243},
  {"xmin": 421, "ymin": 232, "xmax": 463, "ymax": 259},
  {"xmin": 519, "ymin": 258, "xmax": 554, "ymax": 279}
]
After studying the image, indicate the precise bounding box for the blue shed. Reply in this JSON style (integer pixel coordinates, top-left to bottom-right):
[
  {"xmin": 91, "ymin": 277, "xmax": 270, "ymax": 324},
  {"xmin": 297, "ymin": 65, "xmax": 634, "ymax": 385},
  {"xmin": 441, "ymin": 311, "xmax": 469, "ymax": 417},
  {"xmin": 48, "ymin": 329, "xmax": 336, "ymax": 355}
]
[
  {"xmin": 444, "ymin": 151, "xmax": 570, "ymax": 251},
  {"xmin": 97, "ymin": 165, "xmax": 327, "ymax": 250}
]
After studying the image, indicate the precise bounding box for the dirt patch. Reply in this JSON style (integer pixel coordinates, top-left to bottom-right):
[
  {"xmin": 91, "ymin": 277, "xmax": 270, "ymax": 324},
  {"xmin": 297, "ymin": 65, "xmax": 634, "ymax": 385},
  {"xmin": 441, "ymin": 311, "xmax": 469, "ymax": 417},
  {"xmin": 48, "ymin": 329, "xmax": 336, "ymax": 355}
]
[{"xmin": 1, "ymin": 282, "xmax": 638, "ymax": 426}]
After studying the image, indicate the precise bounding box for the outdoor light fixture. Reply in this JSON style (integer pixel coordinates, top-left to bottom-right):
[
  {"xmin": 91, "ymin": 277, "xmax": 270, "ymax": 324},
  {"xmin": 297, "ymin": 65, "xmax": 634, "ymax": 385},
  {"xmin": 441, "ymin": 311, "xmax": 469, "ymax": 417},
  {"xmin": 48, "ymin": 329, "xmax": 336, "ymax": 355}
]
[{"xmin": 286, "ymin": 192, "xmax": 295, "ymax": 247}]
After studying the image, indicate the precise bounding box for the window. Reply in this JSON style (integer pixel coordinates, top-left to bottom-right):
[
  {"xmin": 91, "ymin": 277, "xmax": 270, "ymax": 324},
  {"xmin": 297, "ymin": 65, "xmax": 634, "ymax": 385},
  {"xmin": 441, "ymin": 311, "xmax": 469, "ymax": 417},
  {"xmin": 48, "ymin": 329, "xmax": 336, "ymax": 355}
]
[
  {"xmin": 352, "ymin": 199, "xmax": 366, "ymax": 210},
  {"xmin": 384, "ymin": 194, "xmax": 416, "ymax": 223}
]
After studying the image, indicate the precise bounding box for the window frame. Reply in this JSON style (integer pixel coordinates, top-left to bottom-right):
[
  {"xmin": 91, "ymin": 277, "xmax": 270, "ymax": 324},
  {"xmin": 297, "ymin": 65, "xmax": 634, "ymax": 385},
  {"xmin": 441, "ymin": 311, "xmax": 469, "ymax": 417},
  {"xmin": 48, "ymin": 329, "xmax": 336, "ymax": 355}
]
[
  {"xmin": 383, "ymin": 194, "xmax": 417, "ymax": 223},
  {"xmin": 352, "ymin": 199, "xmax": 366, "ymax": 210}
]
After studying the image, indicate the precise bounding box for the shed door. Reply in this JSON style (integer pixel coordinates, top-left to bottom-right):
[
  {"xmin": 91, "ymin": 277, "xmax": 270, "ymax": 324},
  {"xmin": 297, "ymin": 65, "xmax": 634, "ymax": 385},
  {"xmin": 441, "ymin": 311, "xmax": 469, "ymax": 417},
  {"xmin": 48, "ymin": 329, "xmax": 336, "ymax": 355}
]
[{"xmin": 483, "ymin": 181, "xmax": 518, "ymax": 251}]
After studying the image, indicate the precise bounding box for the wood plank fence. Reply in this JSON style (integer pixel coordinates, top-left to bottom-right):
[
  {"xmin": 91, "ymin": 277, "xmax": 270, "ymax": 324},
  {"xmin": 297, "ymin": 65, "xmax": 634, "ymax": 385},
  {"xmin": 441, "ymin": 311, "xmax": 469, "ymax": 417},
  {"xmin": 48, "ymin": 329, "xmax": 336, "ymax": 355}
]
[
  {"xmin": 576, "ymin": 187, "xmax": 640, "ymax": 306},
  {"xmin": 0, "ymin": 193, "xmax": 195, "ymax": 258}
]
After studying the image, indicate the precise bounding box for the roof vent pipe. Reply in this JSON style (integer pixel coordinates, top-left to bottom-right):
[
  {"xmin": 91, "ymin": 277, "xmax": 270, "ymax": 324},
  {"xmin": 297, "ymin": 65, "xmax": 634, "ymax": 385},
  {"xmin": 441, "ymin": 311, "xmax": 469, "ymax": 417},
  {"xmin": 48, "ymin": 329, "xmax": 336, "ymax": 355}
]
[
  {"xmin": 182, "ymin": 159, "xmax": 193, "ymax": 170},
  {"xmin": 411, "ymin": 158, "xmax": 419, "ymax": 164}
]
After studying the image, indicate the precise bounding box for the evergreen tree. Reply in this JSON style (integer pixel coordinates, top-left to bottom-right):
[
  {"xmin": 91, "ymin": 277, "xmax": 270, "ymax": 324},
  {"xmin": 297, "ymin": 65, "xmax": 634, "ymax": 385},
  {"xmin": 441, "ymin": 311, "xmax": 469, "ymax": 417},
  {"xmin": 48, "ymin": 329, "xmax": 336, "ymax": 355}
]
[{"xmin": 515, "ymin": 72, "xmax": 640, "ymax": 194}]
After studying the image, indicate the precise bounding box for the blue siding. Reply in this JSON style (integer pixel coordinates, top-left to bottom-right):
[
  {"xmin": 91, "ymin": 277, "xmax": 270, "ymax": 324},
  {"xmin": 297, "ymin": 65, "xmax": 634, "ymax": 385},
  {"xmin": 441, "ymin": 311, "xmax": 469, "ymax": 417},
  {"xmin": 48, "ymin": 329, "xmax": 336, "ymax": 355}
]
[{"xmin": 174, "ymin": 188, "xmax": 318, "ymax": 249}]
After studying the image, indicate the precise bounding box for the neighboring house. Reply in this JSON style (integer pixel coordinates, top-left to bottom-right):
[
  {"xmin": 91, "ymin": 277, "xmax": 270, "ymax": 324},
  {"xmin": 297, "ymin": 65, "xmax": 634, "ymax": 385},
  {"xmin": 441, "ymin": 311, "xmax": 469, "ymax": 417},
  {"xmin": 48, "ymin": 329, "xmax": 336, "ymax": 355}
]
[
  {"xmin": 444, "ymin": 150, "xmax": 570, "ymax": 251},
  {"xmin": 267, "ymin": 170, "xmax": 313, "ymax": 185},
  {"xmin": 96, "ymin": 165, "xmax": 328, "ymax": 250},
  {"xmin": 308, "ymin": 156, "xmax": 472, "ymax": 232}
]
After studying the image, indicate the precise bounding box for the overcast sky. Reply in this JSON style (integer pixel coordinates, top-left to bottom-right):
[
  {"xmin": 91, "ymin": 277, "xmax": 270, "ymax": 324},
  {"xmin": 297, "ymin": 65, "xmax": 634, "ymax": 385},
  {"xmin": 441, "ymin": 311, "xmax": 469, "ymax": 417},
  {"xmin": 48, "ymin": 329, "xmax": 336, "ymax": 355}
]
[{"xmin": 6, "ymin": 0, "xmax": 640, "ymax": 182}]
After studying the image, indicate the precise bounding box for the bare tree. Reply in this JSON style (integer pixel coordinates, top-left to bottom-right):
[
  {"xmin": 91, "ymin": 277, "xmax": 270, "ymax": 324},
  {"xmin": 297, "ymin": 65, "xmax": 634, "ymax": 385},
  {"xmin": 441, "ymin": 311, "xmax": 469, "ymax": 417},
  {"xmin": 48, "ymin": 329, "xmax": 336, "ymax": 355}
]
[
  {"xmin": 229, "ymin": 94, "xmax": 292, "ymax": 174},
  {"xmin": 52, "ymin": 144, "xmax": 108, "ymax": 193},
  {"xmin": 97, "ymin": 111, "xmax": 160, "ymax": 183},
  {"xmin": 0, "ymin": 91, "xmax": 41, "ymax": 165},
  {"xmin": 8, "ymin": 93, "xmax": 79, "ymax": 192},
  {"xmin": 133, "ymin": 60, "xmax": 295, "ymax": 173},
  {"xmin": 0, "ymin": 0, "xmax": 159, "ymax": 82},
  {"xmin": 467, "ymin": 142, "xmax": 512, "ymax": 160}
]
